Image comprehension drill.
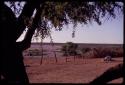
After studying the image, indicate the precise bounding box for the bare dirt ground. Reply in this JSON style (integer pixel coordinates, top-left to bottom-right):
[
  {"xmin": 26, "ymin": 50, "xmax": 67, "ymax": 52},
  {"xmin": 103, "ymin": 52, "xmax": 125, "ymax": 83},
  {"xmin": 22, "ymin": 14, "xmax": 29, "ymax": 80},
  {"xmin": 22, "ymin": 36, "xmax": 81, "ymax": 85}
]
[{"xmin": 24, "ymin": 56, "xmax": 123, "ymax": 84}]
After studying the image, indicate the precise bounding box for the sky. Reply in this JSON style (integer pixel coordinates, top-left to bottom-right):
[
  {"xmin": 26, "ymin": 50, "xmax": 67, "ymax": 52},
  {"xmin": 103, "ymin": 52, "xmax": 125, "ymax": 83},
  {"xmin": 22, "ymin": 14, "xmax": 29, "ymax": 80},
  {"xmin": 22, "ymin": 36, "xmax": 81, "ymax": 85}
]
[
  {"xmin": 14, "ymin": 2, "xmax": 124, "ymax": 44},
  {"xmin": 17, "ymin": 12, "xmax": 123, "ymax": 44}
]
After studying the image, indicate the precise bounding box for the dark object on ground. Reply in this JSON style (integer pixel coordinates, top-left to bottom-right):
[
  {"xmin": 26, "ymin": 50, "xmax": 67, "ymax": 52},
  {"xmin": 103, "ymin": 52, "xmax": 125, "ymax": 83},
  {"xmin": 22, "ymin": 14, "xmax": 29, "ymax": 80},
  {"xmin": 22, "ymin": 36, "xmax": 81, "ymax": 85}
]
[{"xmin": 89, "ymin": 63, "xmax": 123, "ymax": 84}]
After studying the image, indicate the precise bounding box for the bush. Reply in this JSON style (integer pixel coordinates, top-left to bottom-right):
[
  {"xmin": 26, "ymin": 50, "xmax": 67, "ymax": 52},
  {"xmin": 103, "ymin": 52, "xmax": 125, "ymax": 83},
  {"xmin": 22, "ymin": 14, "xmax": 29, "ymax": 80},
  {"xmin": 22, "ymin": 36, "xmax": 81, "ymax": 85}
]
[
  {"xmin": 61, "ymin": 42, "xmax": 78, "ymax": 56},
  {"xmin": 94, "ymin": 47, "xmax": 123, "ymax": 58}
]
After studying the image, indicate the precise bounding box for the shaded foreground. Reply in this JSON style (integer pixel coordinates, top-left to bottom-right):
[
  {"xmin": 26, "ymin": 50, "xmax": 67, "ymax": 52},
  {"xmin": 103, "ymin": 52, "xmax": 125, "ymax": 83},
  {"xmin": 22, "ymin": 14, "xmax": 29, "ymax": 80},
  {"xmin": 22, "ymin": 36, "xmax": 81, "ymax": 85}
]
[{"xmin": 24, "ymin": 57, "xmax": 123, "ymax": 84}]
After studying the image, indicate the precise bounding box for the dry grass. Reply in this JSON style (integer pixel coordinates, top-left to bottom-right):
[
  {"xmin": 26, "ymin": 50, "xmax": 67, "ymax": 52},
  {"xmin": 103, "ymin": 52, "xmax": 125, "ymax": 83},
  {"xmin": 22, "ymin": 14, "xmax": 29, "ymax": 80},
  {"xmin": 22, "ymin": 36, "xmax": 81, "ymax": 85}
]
[{"xmin": 24, "ymin": 56, "xmax": 123, "ymax": 84}]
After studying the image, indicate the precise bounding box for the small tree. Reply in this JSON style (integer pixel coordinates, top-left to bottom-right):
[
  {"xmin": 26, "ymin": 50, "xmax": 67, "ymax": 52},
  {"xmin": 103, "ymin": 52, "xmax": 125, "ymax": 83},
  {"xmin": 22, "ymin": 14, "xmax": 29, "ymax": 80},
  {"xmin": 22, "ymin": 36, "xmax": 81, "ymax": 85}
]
[{"xmin": 61, "ymin": 42, "xmax": 78, "ymax": 56}]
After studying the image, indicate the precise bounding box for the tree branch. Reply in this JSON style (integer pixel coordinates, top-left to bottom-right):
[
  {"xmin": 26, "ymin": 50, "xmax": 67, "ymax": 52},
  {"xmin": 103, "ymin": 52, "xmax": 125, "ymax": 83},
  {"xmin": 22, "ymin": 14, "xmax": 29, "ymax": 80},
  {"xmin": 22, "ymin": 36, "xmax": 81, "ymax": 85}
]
[
  {"xmin": 18, "ymin": 4, "xmax": 43, "ymax": 51},
  {"xmin": 15, "ymin": 0, "xmax": 41, "ymax": 41},
  {"xmin": 90, "ymin": 63, "xmax": 123, "ymax": 84}
]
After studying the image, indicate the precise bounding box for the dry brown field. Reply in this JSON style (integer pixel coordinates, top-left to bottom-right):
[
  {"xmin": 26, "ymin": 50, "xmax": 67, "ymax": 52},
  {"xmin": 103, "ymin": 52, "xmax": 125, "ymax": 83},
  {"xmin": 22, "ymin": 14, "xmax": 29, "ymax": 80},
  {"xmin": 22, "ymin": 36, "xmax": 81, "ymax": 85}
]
[{"xmin": 24, "ymin": 56, "xmax": 123, "ymax": 84}]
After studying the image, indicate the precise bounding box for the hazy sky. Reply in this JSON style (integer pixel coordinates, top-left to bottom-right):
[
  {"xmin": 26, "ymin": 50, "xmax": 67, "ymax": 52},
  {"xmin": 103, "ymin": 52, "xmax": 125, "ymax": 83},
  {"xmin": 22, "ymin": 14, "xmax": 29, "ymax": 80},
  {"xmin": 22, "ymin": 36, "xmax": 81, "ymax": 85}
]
[
  {"xmin": 16, "ymin": 2, "xmax": 123, "ymax": 44},
  {"xmin": 17, "ymin": 12, "xmax": 123, "ymax": 44}
]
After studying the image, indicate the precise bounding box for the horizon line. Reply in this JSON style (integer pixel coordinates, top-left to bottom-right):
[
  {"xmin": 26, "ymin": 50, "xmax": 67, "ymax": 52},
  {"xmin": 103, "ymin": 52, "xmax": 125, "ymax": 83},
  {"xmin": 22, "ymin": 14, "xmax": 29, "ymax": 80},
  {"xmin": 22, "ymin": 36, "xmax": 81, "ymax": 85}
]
[{"xmin": 31, "ymin": 42, "xmax": 123, "ymax": 45}]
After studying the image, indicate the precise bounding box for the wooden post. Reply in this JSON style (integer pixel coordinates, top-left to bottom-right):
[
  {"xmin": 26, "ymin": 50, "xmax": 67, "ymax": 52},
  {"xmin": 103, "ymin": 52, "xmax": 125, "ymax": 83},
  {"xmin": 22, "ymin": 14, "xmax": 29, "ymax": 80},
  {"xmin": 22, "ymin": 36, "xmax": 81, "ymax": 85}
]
[
  {"xmin": 66, "ymin": 53, "xmax": 70, "ymax": 62},
  {"xmin": 40, "ymin": 39, "xmax": 43, "ymax": 65},
  {"xmin": 49, "ymin": 31, "xmax": 58, "ymax": 63},
  {"xmin": 54, "ymin": 51, "xmax": 57, "ymax": 63}
]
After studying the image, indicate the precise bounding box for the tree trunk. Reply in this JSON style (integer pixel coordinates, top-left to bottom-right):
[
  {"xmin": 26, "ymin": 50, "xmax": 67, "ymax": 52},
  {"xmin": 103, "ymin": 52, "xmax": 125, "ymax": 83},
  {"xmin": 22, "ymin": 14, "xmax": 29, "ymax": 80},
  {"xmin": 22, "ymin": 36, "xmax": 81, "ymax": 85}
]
[
  {"xmin": 1, "ymin": 1, "xmax": 41, "ymax": 84},
  {"xmin": 21, "ymin": 3, "xmax": 43, "ymax": 50}
]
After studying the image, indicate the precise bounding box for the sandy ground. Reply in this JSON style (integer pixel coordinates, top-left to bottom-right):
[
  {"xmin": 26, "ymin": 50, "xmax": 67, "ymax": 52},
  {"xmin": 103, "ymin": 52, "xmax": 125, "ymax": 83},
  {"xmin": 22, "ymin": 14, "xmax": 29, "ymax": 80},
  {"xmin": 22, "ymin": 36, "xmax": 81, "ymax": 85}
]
[{"xmin": 24, "ymin": 56, "xmax": 123, "ymax": 84}]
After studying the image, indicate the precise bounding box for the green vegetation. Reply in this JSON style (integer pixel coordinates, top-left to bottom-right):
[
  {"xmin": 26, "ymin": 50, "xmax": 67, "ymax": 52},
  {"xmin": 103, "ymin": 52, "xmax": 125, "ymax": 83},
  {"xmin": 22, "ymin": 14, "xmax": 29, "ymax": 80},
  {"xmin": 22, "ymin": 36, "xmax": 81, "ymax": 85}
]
[
  {"xmin": 61, "ymin": 42, "xmax": 78, "ymax": 56},
  {"xmin": 61, "ymin": 43, "xmax": 123, "ymax": 58},
  {"xmin": 96, "ymin": 47, "xmax": 123, "ymax": 58}
]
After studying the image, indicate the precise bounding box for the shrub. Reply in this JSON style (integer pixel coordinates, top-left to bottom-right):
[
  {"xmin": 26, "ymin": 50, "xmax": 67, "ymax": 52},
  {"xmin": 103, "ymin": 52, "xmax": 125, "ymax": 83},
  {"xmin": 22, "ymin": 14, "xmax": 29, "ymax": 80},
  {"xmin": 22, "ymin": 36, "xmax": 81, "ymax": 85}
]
[{"xmin": 61, "ymin": 42, "xmax": 78, "ymax": 56}]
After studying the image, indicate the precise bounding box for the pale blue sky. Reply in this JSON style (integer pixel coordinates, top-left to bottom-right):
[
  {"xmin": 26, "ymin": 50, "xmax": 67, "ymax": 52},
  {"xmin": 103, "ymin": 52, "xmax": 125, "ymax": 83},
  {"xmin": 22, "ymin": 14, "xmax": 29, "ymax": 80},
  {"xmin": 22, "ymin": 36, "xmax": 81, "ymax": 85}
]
[
  {"xmin": 44, "ymin": 16, "xmax": 123, "ymax": 44},
  {"xmin": 15, "ymin": 2, "xmax": 123, "ymax": 44},
  {"xmin": 17, "ymin": 13, "xmax": 123, "ymax": 44}
]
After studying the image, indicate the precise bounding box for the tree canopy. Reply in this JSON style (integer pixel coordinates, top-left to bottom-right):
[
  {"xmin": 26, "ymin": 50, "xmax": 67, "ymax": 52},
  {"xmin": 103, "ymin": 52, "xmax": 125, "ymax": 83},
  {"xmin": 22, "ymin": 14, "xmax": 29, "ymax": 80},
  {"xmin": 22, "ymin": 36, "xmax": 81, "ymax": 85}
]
[{"xmin": 5, "ymin": 1, "xmax": 123, "ymax": 39}]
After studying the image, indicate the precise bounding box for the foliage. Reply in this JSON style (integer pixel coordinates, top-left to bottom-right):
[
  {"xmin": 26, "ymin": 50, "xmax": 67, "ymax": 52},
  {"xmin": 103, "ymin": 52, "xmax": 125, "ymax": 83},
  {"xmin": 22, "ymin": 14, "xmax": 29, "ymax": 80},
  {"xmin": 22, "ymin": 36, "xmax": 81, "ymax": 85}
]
[
  {"xmin": 7, "ymin": 1, "xmax": 123, "ymax": 38},
  {"xmin": 77, "ymin": 47, "xmax": 123, "ymax": 58},
  {"xmin": 93, "ymin": 47, "xmax": 123, "ymax": 58},
  {"xmin": 61, "ymin": 42, "xmax": 78, "ymax": 56}
]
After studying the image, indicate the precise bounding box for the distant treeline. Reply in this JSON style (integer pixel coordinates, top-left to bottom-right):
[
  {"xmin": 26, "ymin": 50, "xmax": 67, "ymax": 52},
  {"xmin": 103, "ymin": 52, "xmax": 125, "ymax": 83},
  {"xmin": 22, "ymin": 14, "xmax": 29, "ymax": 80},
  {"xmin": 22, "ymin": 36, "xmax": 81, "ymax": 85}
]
[
  {"xmin": 61, "ymin": 42, "xmax": 123, "ymax": 58},
  {"xmin": 23, "ymin": 42, "xmax": 123, "ymax": 58},
  {"xmin": 31, "ymin": 42, "xmax": 123, "ymax": 48}
]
